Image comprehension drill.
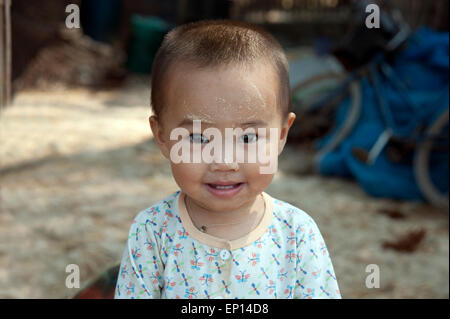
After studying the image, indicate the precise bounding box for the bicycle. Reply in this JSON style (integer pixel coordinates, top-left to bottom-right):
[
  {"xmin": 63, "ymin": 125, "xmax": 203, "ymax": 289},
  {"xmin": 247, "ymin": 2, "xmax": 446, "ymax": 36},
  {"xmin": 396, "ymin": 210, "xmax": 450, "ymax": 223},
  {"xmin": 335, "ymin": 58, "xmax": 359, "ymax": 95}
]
[{"xmin": 290, "ymin": 2, "xmax": 449, "ymax": 208}]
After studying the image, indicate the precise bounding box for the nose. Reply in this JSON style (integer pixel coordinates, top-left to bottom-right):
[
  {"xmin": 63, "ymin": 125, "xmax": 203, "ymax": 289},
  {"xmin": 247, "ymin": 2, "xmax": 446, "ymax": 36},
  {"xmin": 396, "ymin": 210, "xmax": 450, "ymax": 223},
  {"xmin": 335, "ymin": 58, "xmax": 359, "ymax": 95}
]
[
  {"xmin": 209, "ymin": 159, "xmax": 239, "ymax": 172},
  {"xmin": 209, "ymin": 138, "xmax": 239, "ymax": 172}
]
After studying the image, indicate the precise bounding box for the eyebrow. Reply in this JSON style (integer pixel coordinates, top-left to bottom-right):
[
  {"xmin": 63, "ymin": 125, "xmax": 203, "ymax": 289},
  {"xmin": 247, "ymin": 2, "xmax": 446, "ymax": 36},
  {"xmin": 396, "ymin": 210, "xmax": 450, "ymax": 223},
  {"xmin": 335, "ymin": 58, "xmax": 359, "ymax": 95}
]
[
  {"xmin": 240, "ymin": 120, "xmax": 268, "ymax": 127},
  {"xmin": 177, "ymin": 118, "xmax": 215, "ymax": 126},
  {"xmin": 177, "ymin": 118, "xmax": 268, "ymax": 127}
]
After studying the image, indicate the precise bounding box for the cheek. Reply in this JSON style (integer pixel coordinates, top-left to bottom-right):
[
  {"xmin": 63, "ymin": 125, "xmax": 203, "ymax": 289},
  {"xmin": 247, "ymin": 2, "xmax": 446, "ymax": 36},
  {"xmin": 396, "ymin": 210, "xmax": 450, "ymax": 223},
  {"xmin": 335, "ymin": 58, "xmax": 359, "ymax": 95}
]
[
  {"xmin": 241, "ymin": 163, "xmax": 275, "ymax": 189},
  {"xmin": 256, "ymin": 173, "xmax": 275, "ymax": 189},
  {"xmin": 170, "ymin": 162, "xmax": 206, "ymax": 187}
]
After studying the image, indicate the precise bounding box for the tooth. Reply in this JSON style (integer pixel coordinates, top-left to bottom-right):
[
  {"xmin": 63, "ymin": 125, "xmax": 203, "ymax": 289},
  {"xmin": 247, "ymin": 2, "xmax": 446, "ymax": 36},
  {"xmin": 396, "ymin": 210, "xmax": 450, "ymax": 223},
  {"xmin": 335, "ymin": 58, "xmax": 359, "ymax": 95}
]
[{"xmin": 215, "ymin": 185, "xmax": 234, "ymax": 189}]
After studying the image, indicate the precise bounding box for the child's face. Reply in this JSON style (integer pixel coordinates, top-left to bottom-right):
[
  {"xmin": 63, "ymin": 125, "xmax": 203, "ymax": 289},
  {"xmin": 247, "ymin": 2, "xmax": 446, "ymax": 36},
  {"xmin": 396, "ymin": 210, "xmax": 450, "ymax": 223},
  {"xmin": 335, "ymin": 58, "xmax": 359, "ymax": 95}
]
[{"xmin": 150, "ymin": 60, "xmax": 295, "ymax": 213}]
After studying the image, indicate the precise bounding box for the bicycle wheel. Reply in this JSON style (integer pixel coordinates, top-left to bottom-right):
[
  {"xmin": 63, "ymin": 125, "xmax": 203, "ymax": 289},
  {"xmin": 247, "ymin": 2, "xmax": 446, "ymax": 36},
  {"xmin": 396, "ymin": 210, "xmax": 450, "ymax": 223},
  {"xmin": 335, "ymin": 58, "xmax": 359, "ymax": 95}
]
[
  {"xmin": 292, "ymin": 72, "xmax": 347, "ymax": 112},
  {"xmin": 291, "ymin": 72, "xmax": 362, "ymax": 168},
  {"xmin": 414, "ymin": 108, "xmax": 449, "ymax": 208}
]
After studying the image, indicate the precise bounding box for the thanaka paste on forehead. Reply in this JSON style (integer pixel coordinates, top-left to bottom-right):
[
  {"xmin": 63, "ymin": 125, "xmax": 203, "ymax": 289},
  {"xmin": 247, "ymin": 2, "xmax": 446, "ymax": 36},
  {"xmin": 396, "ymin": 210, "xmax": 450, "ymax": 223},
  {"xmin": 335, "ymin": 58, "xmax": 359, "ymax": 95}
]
[
  {"xmin": 181, "ymin": 74, "xmax": 275, "ymax": 125},
  {"xmin": 184, "ymin": 113, "xmax": 216, "ymax": 124}
]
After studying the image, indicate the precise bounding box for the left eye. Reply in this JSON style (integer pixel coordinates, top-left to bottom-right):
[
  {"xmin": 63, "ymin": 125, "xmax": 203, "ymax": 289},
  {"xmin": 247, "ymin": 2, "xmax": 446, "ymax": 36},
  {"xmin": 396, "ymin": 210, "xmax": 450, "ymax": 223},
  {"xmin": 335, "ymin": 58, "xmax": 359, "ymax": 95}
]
[{"xmin": 239, "ymin": 133, "xmax": 258, "ymax": 143}]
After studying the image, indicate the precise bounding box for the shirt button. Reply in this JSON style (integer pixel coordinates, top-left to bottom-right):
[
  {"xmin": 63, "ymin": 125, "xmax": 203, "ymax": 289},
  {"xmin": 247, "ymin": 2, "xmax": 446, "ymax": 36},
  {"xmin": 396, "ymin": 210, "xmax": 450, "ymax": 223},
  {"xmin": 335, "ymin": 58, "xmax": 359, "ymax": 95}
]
[{"xmin": 219, "ymin": 249, "xmax": 231, "ymax": 260}]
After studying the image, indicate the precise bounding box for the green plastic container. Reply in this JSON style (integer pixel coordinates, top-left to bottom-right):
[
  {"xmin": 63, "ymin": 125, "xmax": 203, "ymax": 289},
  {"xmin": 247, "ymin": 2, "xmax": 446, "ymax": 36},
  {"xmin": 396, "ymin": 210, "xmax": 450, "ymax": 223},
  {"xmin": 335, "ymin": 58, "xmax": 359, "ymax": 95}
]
[{"xmin": 127, "ymin": 15, "xmax": 170, "ymax": 74}]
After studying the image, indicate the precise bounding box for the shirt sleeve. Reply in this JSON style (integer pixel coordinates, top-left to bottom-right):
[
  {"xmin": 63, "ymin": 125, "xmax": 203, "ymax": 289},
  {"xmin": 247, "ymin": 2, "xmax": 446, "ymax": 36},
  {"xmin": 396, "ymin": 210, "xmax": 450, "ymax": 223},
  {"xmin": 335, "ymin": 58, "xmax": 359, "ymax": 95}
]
[
  {"xmin": 294, "ymin": 218, "xmax": 341, "ymax": 299},
  {"xmin": 114, "ymin": 212, "xmax": 165, "ymax": 299}
]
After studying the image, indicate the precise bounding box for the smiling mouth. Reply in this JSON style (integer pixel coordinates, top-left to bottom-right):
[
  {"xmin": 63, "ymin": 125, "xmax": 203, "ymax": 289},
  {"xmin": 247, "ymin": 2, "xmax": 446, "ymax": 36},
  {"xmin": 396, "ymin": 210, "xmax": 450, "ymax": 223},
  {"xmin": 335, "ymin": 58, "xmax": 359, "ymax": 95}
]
[{"xmin": 206, "ymin": 183, "xmax": 243, "ymax": 189}]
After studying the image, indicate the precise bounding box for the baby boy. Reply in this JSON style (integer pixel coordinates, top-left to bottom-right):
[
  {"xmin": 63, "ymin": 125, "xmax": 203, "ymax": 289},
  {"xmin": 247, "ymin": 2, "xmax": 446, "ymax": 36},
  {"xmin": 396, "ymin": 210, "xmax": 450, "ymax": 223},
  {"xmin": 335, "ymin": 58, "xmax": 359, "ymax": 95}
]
[{"xmin": 115, "ymin": 19, "xmax": 341, "ymax": 299}]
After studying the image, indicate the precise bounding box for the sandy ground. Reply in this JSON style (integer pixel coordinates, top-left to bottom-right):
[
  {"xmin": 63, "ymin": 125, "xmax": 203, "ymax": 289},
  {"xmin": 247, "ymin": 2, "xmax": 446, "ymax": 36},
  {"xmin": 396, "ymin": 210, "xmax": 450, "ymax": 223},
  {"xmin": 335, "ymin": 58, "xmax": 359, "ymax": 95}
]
[{"xmin": 0, "ymin": 76, "xmax": 448, "ymax": 299}]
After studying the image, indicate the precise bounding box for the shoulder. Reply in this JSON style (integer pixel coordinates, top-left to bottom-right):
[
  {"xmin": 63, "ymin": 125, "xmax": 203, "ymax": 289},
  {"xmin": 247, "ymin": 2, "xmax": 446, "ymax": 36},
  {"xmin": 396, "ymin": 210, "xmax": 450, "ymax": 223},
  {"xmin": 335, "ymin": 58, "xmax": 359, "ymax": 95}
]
[
  {"xmin": 267, "ymin": 194, "xmax": 329, "ymax": 254},
  {"xmin": 129, "ymin": 190, "xmax": 181, "ymax": 234},
  {"xmin": 268, "ymin": 193, "xmax": 318, "ymax": 228}
]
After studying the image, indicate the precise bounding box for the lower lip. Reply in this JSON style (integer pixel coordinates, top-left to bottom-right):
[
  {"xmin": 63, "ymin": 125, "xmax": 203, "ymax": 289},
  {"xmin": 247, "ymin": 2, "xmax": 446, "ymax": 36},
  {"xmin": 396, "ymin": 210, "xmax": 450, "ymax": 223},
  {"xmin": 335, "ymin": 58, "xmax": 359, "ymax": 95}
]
[{"xmin": 205, "ymin": 183, "xmax": 244, "ymax": 198}]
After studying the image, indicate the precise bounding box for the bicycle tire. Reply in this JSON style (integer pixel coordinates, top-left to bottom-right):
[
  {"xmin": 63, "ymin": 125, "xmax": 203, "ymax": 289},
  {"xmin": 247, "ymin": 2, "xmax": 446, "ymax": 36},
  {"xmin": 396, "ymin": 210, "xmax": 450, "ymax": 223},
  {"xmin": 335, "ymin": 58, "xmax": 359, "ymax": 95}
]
[
  {"xmin": 291, "ymin": 71, "xmax": 362, "ymax": 171},
  {"xmin": 314, "ymin": 81, "xmax": 362, "ymax": 168},
  {"xmin": 414, "ymin": 108, "xmax": 449, "ymax": 208},
  {"xmin": 292, "ymin": 72, "xmax": 347, "ymax": 112}
]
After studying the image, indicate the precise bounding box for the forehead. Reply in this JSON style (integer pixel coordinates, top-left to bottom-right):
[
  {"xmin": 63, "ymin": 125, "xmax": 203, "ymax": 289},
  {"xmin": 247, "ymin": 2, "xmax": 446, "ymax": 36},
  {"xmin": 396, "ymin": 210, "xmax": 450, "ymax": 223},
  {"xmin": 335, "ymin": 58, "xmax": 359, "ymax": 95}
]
[{"xmin": 162, "ymin": 61, "xmax": 281, "ymax": 127}]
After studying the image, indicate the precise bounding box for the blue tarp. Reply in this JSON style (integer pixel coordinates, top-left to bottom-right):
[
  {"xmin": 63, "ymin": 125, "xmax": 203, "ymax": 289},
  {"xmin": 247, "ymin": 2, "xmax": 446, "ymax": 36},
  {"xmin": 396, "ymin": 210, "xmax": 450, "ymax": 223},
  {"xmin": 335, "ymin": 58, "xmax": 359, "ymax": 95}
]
[{"xmin": 316, "ymin": 27, "xmax": 449, "ymax": 201}]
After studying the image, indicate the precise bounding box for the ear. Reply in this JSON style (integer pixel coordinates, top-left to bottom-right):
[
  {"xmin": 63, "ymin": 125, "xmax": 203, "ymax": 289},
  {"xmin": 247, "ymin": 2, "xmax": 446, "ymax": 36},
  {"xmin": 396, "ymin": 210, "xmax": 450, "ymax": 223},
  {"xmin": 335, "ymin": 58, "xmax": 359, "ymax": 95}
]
[
  {"xmin": 149, "ymin": 115, "xmax": 170, "ymax": 159},
  {"xmin": 278, "ymin": 112, "xmax": 296, "ymax": 155}
]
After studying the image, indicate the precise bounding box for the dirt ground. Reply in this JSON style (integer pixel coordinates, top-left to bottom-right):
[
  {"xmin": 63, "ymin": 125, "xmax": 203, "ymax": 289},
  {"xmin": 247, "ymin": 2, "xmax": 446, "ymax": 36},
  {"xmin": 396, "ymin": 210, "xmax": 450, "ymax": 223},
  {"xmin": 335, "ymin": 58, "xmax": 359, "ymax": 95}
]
[{"xmin": 0, "ymin": 75, "xmax": 448, "ymax": 299}]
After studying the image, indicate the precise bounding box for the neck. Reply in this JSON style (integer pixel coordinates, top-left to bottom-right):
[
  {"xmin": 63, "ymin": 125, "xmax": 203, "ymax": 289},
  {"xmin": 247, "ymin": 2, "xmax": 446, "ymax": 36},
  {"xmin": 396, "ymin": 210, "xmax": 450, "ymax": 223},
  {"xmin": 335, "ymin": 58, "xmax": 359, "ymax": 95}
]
[{"xmin": 185, "ymin": 194, "xmax": 264, "ymax": 226}]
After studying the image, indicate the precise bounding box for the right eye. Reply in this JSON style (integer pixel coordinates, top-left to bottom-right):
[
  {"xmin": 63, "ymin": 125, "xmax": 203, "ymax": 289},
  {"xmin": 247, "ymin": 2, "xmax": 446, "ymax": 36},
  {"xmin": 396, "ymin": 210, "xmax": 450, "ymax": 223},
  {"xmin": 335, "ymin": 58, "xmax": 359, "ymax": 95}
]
[{"xmin": 189, "ymin": 133, "xmax": 209, "ymax": 144}]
